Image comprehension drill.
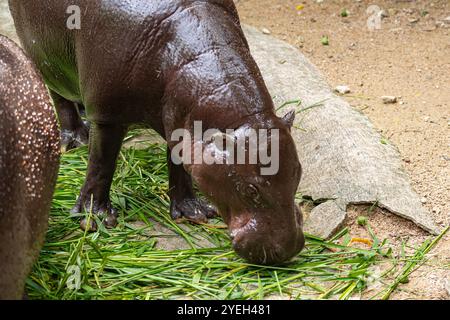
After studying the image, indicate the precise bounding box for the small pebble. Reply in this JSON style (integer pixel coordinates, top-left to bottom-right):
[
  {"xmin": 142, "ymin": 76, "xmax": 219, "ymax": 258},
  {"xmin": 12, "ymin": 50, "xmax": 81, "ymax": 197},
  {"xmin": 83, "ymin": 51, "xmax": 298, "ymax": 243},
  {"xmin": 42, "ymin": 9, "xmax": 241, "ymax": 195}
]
[
  {"xmin": 380, "ymin": 10, "xmax": 389, "ymax": 18},
  {"xmin": 261, "ymin": 28, "xmax": 271, "ymax": 35},
  {"xmin": 381, "ymin": 96, "xmax": 397, "ymax": 104},
  {"xmin": 432, "ymin": 207, "xmax": 441, "ymax": 214},
  {"xmin": 420, "ymin": 197, "xmax": 427, "ymax": 204},
  {"xmin": 335, "ymin": 85, "xmax": 351, "ymax": 94}
]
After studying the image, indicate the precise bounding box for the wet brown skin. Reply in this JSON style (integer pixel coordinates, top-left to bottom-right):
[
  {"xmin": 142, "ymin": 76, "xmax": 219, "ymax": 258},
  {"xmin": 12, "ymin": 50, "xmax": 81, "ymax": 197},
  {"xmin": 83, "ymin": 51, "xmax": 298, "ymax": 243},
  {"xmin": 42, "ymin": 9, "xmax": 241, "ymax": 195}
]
[
  {"xmin": 0, "ymin": 35, "xmax": 60, "ymax": 299},
  {"xmin": 9, "ymin": 0, "xmax": 304, "ymax": 264}
]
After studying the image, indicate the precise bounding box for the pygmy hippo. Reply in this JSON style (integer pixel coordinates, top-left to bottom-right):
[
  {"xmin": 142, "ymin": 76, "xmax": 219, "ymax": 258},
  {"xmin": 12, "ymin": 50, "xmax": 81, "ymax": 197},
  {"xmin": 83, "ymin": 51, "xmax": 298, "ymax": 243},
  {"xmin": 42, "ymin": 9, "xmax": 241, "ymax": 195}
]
[
  {"xmin": 0, "ymin": 35, "xmax": 60, "ymax": 299},
  {"xmin": 9, "ymin": 0, "xmax": 304, "ymax": 265}
]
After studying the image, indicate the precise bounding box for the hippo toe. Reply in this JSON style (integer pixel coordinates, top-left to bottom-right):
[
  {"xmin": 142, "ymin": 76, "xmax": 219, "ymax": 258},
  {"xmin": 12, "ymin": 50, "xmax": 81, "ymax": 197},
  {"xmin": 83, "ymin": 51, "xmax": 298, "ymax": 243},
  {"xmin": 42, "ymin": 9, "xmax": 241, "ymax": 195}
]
[
  {"xmin": 170, "ymin": 198, "xmax": 218, "ymax": 224},
  {"xmin": 71, "ymin": 193, "xmax": 118, "ymax": 231}
]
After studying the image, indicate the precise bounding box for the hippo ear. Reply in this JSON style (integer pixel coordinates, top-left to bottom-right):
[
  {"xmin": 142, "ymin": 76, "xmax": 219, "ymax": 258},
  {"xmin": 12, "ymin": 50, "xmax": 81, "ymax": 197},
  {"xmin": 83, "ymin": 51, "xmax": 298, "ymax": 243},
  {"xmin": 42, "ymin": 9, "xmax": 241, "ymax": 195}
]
[{"xmin": 281, "ymin": 110, "xmax": 296, "ymax": 128}]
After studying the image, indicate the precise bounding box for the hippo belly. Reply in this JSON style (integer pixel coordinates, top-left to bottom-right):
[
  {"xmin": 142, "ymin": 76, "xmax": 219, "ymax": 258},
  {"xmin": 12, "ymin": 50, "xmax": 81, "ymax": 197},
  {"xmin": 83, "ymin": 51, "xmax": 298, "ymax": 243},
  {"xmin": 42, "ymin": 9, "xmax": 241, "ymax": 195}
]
[{"xmin": 0, "ymin": 35, "xmax": 60, "ymax": 299}]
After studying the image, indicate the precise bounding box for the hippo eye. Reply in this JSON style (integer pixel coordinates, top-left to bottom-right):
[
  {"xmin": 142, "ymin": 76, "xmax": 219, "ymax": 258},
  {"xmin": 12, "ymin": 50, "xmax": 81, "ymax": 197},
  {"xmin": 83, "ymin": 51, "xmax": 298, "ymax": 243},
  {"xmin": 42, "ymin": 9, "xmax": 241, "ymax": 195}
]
[
  {"xmin": 235, "ymin": 182, "xmax": 264, "ymax": 206},
  {"xmin": 244, "ymin": 184, "xmax": 262, "ymax": 205},
  {"xmin": 245, "ymin": 184, "xmax": 259, "ymax": 199}
]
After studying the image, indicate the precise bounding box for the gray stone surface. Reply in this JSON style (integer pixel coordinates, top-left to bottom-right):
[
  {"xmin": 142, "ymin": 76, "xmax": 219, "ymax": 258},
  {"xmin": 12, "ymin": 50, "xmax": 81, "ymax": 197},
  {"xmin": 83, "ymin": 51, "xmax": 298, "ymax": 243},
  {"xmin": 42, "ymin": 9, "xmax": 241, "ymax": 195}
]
[
  {"xmin": 304, "ymin": 200, "xmax": 347, "ymax": 238},
  {"xmin": 243, "ymin": 25, "xmax": 439, "ymax": 237},
  {"xmin": 0, "ymin": 1, "xmax": 17, "ymax": 43},
  {"xmin": 0, "ymin": 1, "xmax": 439, "ymax": 238}
]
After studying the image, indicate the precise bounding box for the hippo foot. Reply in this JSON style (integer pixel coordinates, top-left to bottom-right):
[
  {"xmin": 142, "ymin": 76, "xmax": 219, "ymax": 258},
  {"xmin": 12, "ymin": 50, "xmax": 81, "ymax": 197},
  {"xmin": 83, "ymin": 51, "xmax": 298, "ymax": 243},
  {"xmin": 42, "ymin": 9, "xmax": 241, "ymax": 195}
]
[
  {"xmin": 170, "ymin": 198, "xmax": 218, "ymax": 224},
  {"xmin": 61, "ymin": 122, "xmax": 90, "ymax": 152},
  {"xmin": 70, "ymin": 196, "xmax": 118, "ymax": 232},
  {"xmin": 79, "ymin": 214, "xmax": 117, "ymax": 232}
]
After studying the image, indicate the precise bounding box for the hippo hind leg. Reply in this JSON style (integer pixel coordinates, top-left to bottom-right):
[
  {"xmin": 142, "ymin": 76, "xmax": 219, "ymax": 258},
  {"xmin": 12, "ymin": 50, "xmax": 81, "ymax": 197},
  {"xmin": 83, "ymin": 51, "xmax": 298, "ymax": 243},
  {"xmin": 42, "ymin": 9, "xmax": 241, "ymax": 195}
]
[
  {"xmin": 50, "ymin": 90, "xmax": 89, "ymax": 151},
  {"xmin": 168, "ymin": 149, "xmax": 218, "ymax": 224}
]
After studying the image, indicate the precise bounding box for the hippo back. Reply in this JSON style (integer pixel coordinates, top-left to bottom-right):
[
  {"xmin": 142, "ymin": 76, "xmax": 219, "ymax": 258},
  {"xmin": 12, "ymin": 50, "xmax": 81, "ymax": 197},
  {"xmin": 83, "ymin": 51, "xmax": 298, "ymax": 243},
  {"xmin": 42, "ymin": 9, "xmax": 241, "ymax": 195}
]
[{"xmin": 0, "ymin": 35, "xmax": 60, "ymax": 299}]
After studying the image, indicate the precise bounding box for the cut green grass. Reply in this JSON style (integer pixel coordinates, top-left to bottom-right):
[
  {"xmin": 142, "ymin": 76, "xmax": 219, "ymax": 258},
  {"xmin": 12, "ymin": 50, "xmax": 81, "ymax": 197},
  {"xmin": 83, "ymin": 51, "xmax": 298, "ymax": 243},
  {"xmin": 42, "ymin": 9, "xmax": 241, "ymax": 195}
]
[{"xmin": 25, "ymin": 133, "xmax": 448, "ymax": 300}]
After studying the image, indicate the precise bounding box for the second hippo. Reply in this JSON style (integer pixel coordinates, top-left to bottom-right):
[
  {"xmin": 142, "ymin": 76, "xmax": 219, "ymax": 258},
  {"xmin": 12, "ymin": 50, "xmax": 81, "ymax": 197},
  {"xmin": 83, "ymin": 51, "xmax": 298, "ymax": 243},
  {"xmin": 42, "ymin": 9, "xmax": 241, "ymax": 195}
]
[{"xmin": 0, "ymin": 35, "xmax": 60, "ymax": 299}]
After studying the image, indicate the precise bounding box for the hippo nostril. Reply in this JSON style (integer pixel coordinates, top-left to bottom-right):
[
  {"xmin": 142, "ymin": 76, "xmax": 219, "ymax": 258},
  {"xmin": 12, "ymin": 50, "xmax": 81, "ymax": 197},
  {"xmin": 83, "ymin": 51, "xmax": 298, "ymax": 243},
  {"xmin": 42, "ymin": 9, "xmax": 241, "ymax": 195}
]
[{"xmin": 229, "ymin": 216, "xmax": 255, "ymax": 240}]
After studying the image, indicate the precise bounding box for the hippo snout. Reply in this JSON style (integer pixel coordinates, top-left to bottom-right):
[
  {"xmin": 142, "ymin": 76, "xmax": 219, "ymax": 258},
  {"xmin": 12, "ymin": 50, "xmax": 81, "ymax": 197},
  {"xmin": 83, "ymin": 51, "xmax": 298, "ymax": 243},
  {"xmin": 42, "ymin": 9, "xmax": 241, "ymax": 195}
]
[{"xmin": 230, "ymin": 207, "xmax": 305, "ymax": 265}]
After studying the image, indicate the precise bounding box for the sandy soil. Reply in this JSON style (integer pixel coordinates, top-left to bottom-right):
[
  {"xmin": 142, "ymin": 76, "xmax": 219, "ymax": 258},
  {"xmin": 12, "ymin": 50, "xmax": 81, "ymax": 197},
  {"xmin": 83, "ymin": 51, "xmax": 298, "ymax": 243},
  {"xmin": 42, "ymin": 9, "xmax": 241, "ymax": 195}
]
[{"xmin": 235, "ymin": 0, "xmax": 449, "ymax": 299}]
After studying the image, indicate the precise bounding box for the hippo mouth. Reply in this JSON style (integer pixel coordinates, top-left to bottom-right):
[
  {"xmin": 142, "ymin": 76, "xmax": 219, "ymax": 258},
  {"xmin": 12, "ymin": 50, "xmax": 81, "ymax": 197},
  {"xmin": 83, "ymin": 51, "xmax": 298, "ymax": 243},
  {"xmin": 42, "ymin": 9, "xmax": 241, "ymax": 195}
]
[{"xmin": 225, "ymin": 204, "xmax": 305, "ymax": 265}]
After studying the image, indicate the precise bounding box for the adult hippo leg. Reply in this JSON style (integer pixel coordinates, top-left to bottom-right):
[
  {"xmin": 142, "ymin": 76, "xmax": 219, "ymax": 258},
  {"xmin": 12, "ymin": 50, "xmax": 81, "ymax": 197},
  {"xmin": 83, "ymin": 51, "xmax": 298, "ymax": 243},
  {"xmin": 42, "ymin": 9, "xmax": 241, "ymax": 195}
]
[
  {"xmin": 168, "ymin": 150, "xmax": 217, "ymax": 224},
  {"xmin": 50, "ymin": 90, "xmax": 89, "ymax": 151},
  {"xmin": 71, "ymin": 122, "xmax": 127, "ymax": 230}
]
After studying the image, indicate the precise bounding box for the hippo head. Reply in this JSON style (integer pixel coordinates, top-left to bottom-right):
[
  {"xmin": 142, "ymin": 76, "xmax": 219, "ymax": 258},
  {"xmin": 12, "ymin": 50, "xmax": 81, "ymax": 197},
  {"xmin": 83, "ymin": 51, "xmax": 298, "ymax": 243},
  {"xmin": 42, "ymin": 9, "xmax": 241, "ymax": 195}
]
[{"xmin": 187, "ymin": 111, "xmax": 304, "ymax": 265}]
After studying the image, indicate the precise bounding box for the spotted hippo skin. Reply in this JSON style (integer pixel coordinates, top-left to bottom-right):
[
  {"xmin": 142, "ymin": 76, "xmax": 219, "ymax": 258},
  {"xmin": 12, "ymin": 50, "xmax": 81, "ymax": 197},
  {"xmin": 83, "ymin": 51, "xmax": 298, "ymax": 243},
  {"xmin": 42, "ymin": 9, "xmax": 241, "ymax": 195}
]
[
  {"xmin": 9, "ymin": 0, "xmax": 304, "ymax": 264},
  {"xmin": 0, "ymin": 35, "xmax": 60, "ymax": 299}
]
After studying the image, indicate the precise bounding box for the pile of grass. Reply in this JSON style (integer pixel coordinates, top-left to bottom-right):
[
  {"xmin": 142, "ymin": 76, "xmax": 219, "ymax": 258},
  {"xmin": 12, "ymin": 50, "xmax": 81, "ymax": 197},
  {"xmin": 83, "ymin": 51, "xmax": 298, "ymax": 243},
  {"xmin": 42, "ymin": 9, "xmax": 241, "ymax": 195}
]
[{"xmin": 26, "ymin": 131, "xmax": 448, "ymax": 300}]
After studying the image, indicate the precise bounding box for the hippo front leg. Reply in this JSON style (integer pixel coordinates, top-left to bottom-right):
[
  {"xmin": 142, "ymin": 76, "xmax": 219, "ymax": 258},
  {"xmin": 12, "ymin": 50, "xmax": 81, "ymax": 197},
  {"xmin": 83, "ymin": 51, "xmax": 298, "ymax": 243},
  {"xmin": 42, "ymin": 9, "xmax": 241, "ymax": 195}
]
[
  {"xmin": 168, "ymin": 150, "xmax": 217, "ymax": 224},
  {"xmin": 71, "ymin": 123, "xmax": 127, "ymax": 231},
  {"xmin": 50, "ymin": 91, "xmax": 89, "ymax": 151}
]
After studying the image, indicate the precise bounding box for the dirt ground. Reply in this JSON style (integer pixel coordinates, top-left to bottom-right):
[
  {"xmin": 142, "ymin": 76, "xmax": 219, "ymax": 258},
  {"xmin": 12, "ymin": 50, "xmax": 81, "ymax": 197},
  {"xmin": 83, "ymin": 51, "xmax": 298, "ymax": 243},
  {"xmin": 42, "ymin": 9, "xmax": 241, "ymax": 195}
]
[{"xmin": 235, "ymin": 0, "xmax": 449, "ymax": 299}]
